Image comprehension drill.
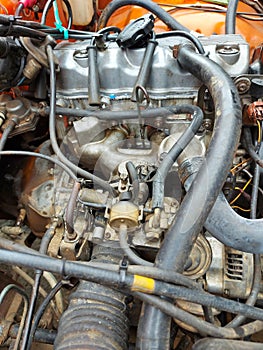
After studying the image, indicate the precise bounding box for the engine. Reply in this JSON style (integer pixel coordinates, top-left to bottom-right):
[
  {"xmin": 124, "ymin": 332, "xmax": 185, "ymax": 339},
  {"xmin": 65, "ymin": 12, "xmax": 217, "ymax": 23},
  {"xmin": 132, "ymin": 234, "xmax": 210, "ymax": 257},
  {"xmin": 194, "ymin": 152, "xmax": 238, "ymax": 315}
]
[{"xmin": 0, "ymin": 1, "xmax": 262, "ymax": 349}]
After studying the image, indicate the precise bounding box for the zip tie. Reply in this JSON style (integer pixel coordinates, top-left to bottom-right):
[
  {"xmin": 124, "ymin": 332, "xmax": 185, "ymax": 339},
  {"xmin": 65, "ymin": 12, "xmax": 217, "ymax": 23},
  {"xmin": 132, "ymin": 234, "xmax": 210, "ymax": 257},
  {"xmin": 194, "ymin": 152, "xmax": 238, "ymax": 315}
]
[{"xmin": 53, "ymin": 0, "xmax": 69, "ymax": 40}]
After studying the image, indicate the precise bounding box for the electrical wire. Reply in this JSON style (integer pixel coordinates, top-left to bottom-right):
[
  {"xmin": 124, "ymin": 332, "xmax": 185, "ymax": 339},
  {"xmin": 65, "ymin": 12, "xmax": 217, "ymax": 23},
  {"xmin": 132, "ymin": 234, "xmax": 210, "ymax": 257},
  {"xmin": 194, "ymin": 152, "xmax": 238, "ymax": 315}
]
[
  {"xmin": 229, "ymin": 177, "xmax": 252, "ymax": 205},
  {"xmin": 226, "ymin": 136, "xmax": 262, "ymax": 328},
  {"xmin": 27, "ymin": 280, "xmax": 64, "ymax": 350},
  {"xmin": 231, "ymin": 158, "xmax": 251, "ymax": 175},
  {"xmin": 231, "ymin": 205, "xmax": 251, "ymax": 212},
  {"xmin": 257, "ymin": 120, "xmax": 262, "ymax": 143},
  {"xmin": 0, "ymin": 150, "xmax": 78, "ymax": 181},
  {"xmin": 41, "ymin": 0, "xmax": 73, "ymax": 29}
]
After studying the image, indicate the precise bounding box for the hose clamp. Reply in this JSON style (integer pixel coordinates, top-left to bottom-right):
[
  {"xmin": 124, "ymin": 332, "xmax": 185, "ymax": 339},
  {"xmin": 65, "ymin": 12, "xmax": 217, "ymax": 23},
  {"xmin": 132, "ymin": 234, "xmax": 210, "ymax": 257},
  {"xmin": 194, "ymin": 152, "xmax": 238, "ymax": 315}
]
[{"xmin": 119, "ymin": 255, "xmax": 129, "ymax": 286}]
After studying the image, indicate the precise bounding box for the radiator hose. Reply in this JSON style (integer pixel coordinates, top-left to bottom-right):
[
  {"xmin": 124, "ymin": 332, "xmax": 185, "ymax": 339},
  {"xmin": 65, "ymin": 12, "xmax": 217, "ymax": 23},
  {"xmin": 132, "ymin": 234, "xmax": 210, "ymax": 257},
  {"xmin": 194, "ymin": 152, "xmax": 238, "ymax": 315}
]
[{"xmin": 137, "ymin": 42, "xmax": 242, "ymax": 349}]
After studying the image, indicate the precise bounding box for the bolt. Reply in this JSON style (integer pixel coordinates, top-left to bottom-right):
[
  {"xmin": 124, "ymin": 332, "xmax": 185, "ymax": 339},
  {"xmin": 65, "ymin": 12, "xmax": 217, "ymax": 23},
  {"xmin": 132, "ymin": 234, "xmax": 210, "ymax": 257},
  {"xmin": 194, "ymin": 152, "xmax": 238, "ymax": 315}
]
[{"xmin": 104, "ymin": 231, "xmax": 111, "ymax": 239}]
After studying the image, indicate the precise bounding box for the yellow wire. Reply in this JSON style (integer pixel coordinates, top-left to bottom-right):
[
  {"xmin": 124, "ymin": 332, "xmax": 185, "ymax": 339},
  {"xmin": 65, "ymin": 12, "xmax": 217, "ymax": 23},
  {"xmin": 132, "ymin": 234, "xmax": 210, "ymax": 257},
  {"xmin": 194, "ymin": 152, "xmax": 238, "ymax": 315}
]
[
  {"xmin": 257, "ymin": 120, "xmax": 262, "ymax": 143},
  {"xmin": 231, "ymin": 205, "xmax": 251, "ymax": 212},
  {"xmin": 230, "ymin": 178, "xmax": 252, "ymax": 205},
  {"xmin": 230, "ymin": 158, "xmax": 251, "ymax": 175}
]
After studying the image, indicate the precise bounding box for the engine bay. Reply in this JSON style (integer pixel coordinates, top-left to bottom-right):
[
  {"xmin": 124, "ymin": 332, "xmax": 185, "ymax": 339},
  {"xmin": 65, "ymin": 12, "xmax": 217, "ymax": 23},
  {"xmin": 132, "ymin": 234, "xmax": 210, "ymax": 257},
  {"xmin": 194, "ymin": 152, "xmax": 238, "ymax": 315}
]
[{"xmin": 0, "ymin": 0, "xmax": 263, "ymax": 349}]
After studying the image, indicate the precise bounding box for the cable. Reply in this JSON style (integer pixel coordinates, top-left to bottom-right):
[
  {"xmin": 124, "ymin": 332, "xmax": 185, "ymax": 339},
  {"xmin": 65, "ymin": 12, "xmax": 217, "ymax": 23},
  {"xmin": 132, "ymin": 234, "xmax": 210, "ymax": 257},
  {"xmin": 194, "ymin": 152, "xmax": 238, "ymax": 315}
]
[
  {"xmin": 0, "ymin": 118, "xmax": 18, "ymax": 152},
  {"xmin": 134, "ymin": 292, "xmax": 263, "ymax": 340},
  {"xmin": 230, "ymin": 177, "xmax": 252, "ymax": 205},
  {"xmin": 156, "ymin": 31, "xmax": 205, "ymax": 54},
  {"xmin": 20, "ymin": 221, "xmax": 58, "ymax": 350},
  {"xmin": 65, "ymin": 181, "xmax": 81, "ymax": 238},
  {"xmin": 119, "ymin": 224, "xmax": 153, "ymax": 267},
  {"xmin": 2, "ymin": 249, "xmax": 263, "ymax": 322},
  {"xmin": 46, "ymin": 45, "xmax": 116, "ymax": 196},
  {"xmin": 231, "ymin": 158, "xmax": 251, "ymax": 175},
  {"xmin": 0, "ymin": 150, "xmax": 78, "ymax": 181},
  {"xmin": 27, "ymin": 280, "xmax": 63, "ymax": 349},
  {"xmin": 12, "ymin": 267, "xmax": 59, "ymax": 315},
  {"xmin": 242, "ymin": 127, "xmax": 263, "ymax": 167},
  {"xmin": 231, "ymin": 205, "xmax": 251, "ymax": 212},
  {"xmin": 41, "ymin": 0, "xmax": 73, "ymax": 29},
  {"xmin": 126, "ymin": 161, "xmax": 140, "ymax": 204},
  {"xmin": 225, "ymin": 0, "xmax": 239, "ymax": 34},
  {"xmin": 97, "ymin": 0, "xmax": 191, "ymax": 32}
]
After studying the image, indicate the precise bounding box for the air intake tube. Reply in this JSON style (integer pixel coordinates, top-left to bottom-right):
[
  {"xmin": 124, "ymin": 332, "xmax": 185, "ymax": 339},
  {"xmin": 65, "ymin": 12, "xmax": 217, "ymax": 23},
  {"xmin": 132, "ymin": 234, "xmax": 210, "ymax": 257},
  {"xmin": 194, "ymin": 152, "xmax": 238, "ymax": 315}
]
[
  {"xmin": 54, "ymin": 244, "xmax": 129, "ymax": 350},
  {"xmin": 137, "ymin": 42, "xmax": 242, "ymax": 349}
]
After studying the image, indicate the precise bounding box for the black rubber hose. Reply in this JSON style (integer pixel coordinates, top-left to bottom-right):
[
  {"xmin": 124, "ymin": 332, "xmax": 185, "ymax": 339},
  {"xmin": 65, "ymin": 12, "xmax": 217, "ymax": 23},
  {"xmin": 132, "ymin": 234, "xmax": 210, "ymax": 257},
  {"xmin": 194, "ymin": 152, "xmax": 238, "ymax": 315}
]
[
  {"xmin": 97, "ymin": 0, "xmax": 191, "ymax": 32},
  {"xmin": 10, "ymin": 325, "xmax": 57, "ymax": 345},
  {"xmin": 0, "ymin": 239, "xmax": 199, "ymax": 289},
  {"xmin": 28, "ymin": 280, "xmax": 63, "ymax": 349},
  {"xmin": 242, "ymin": 127, "xmax": 263, "ymax": 167},
  {"xmin": 225, "ymin": 0, "xmax": 239, "ymax": 34},
  {"xmin": 131, "ymin": 38, "xmax": 158, "ymax": 102},
  {"xmin": 39, "ymin": 105, "xmax": 200, "ymax": 120},
  {"xmin": 205, "ymin": 193, "xmax": 263, "ymax": 253},
  {"xmin": 126, "ymin": 161, "xmax": 140, "ymax": 204},
  {"xmin": 134, "ymin": 292, "xmax": 263, "ymax": 340},
  {"xmin": 119, "ymin": 224, "xmax": 153, "ymax": 266},
  {"xmin": 0, "ymin": 118, "xmax": 18, "ymax": 152},
  {"xmin": 88, "ymin": 45, "xmax": 101, "ymax": 106},
  {"xmin": 225, "ymin": 153, "xmax": 262, "ymax": 328},
  {"xmin": 65, "ymin": 181, "xmax": 81, "ymax": 237},
  {"xmin": 2, "ymin": 249, "xmax": 263, "ymax": 322},
  {"xmin": 156, "ymin": 31, "xmax": 205, "ymax": 54},
  {"xmin": 138, "ymin": 42, "xmax": 242, "ymax": 349},
  {"xmin": 152, "ymin": 104, "xmax": 203, "ymax": 209},
  {"xmin": 46, "ymin": 45, "xmax": 115, "ymax": 196}
]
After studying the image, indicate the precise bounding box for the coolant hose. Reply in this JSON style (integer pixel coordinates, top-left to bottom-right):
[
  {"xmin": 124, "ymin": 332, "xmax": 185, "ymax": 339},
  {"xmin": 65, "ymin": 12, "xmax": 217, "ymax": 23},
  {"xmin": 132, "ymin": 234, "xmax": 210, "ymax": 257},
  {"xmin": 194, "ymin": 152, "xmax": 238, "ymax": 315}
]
[
  {"xmin": 137, "ymin": 42, "xmax": 242, "ymax": 349},
  {"xmin": 205, "ymin": 193, "xmax": 263, "ymax": 253},
  {"xmin": 98, "ymin": 0, "xmax": 190, "ymax": 32}
]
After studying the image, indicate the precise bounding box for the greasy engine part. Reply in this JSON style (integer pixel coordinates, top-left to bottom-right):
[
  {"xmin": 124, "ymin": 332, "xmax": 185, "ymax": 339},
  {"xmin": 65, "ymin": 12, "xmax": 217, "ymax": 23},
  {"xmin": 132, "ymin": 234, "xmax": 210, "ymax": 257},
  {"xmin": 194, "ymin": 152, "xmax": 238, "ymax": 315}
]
[
  {"xmin": 0, "ymin": 0, "xmax": 262, "ymax": 349},
  {"xmin": 55, "ymin": 244, "xmax": 130, "ymax": 350}
]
